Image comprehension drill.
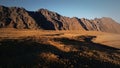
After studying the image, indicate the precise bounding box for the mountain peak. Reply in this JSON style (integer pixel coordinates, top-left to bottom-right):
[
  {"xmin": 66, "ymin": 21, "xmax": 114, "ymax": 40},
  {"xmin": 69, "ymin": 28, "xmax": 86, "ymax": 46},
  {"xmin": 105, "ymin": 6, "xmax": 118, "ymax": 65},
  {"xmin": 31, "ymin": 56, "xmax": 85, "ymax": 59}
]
[
  {"xmin": 38, "ymin": 8, "xmax": 49, "ymax": 13},
  {"xmin": 38, "ymin": 8, "xmax": 57, "ymax": 14},
  {"xmin": 38, "ymin": 8, "xmax": 60, "ymax": 17}
]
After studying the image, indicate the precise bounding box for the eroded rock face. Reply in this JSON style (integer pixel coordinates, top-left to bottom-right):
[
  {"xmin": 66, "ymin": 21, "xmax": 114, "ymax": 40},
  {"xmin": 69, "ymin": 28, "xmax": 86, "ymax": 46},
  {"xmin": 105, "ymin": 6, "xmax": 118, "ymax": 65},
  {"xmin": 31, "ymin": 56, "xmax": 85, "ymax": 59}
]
[
  {"xmin": 0, "ymin": 6, "xmax": 38, "ymax": 29},
  {"xmin": 38, "ymin": 9, "xmax": 85, "ymax": 30},
  {"xmin": 79, "ymin": 17, "xmax": 120, "ymax": 33},
  {"xmin": 0, "ymin": 5, "xmax": 120, "ymax": 33}
]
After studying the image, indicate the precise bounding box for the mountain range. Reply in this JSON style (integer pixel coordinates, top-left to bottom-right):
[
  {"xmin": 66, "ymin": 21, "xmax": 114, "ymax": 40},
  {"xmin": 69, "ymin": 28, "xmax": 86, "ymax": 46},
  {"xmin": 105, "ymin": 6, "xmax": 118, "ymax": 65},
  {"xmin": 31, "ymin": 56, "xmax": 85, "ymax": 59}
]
[{"xmin": 0, "ymin": 5, "xmax": 120, "ymax": 33}]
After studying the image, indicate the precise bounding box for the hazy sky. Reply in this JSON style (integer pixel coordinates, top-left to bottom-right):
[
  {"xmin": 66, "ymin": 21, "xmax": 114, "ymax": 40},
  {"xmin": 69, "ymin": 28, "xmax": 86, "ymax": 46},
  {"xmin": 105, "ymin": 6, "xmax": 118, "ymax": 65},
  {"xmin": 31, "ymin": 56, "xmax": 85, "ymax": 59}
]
[{"xmin": 0, "ymin": 0, "xmax": 120, "ymax": 23}]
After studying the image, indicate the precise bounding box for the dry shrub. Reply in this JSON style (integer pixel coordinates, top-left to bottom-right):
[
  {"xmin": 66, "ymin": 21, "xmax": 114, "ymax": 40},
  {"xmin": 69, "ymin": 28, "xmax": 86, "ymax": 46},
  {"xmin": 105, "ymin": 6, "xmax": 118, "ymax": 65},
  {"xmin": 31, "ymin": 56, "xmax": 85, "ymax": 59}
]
[{"xmin": 40, "ymin": 52, "xmax": 59, "ymax": 61}]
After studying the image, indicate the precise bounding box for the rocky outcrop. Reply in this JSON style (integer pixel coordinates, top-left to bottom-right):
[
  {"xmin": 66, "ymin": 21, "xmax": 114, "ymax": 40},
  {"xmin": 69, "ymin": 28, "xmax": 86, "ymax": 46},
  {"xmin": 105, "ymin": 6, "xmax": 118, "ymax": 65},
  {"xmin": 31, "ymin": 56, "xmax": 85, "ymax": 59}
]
[{"xmin": 0, "ymin": 5, "xmax": 120, "ymax": 33}]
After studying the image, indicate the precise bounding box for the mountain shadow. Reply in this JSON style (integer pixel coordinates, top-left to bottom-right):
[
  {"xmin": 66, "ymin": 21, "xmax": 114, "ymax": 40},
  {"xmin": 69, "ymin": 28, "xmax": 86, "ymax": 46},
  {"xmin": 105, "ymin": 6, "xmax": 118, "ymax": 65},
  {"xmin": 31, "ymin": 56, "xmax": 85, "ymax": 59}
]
[
  {"xmin": 28, "ymin": 11, "xmax": 55, "ymax": 30},
  {"xmin": 0, "ymin": 36, "xmax": 120, "ymax": 68}
]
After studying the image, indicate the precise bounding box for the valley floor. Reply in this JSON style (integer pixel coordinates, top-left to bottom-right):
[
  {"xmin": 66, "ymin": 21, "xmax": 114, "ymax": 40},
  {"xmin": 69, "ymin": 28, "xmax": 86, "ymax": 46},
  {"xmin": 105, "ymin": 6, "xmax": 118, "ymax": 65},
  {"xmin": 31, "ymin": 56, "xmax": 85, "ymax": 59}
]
[
  {"xmin": 0, "ymin": 28, "xmax": 120, "ymax": 68},
  {"xmin": 0, "ymin": 28, "xmax": 120, "ymax": 49}
]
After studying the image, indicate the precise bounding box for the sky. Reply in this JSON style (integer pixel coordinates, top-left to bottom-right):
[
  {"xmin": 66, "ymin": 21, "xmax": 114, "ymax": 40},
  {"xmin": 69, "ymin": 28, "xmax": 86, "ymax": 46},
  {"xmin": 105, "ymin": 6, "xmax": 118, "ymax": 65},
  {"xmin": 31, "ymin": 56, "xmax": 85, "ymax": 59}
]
[{"xmin": 0, "ymin": 0, "xmax": 120, "ymax": 23}]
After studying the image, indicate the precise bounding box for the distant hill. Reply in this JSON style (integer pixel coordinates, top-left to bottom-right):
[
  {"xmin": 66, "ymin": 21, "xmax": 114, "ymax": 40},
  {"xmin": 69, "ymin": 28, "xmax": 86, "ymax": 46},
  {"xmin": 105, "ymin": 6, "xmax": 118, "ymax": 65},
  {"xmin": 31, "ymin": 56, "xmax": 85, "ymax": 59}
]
[{"xmin": 0, "ymin": 5, "xmax": 120, "ymax": 33}]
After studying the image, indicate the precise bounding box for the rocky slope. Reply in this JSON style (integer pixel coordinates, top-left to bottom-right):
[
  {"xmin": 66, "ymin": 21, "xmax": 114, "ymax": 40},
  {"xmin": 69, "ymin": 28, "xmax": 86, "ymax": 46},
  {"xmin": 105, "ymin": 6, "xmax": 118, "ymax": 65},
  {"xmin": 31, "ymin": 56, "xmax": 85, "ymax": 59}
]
[{"xmin": 0, "ymin": 5, "xmax": 120, "ymax": 33}]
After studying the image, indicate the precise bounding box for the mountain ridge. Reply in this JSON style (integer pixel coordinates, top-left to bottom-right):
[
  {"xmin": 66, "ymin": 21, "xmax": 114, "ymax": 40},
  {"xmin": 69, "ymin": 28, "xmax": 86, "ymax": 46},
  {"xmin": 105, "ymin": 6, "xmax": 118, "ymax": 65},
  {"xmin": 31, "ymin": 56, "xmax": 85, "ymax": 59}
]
[{"xmin": 0, "ymin": 5, "xmax": 120, "ymax": 33}]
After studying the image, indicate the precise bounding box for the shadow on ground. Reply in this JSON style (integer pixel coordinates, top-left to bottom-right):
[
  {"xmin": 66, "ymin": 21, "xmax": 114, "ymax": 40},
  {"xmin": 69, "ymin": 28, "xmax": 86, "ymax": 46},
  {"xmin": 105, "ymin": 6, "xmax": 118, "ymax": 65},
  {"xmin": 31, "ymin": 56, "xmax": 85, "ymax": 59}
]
[{"xmin": 0, "ymin": 36, "xmax": 120, "ymax": 68}]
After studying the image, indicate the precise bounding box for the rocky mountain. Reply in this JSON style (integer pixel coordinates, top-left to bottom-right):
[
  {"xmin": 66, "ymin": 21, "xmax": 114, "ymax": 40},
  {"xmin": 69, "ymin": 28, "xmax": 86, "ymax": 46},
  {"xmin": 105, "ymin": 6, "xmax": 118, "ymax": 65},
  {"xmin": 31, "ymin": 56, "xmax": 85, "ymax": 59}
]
[{"xmin": 0, "ymin": 5, "xmax": 120, "ymax": 33}]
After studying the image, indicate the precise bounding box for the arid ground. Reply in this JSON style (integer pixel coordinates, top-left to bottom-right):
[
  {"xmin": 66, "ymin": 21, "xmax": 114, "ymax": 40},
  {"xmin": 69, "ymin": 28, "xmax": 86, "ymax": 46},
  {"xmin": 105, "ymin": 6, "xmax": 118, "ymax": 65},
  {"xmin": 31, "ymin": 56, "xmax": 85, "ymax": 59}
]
[{"xmin": 0, "ymin": 28, "xmax": 120, "ymax": 68}]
